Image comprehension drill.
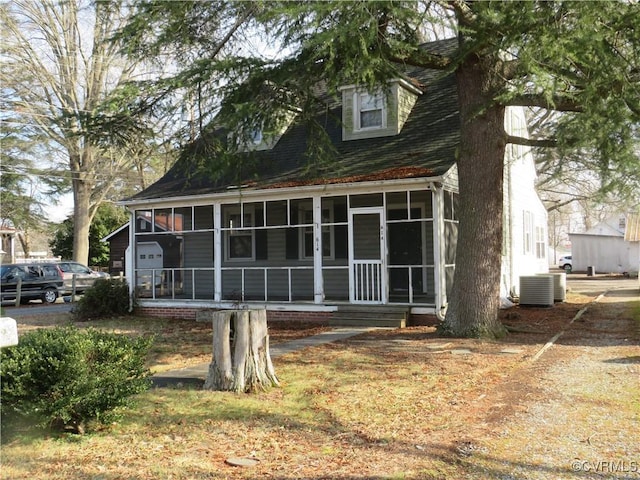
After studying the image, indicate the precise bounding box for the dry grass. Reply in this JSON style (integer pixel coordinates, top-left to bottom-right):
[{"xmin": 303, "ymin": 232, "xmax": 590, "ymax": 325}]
[{"xmin": 2, "ymin": 292, "xmax": 639, "ymax": 479}]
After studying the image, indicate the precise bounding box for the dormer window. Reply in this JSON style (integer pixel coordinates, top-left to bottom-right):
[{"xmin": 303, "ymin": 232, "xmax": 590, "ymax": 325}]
[
  {"xmin": 250, "ymin": 128, "xmax": 263, "ymax": 145},
  {"xmin": 356, "ymin": 92, "xmax": 385, "ymax": 130},
  {"xmin": 340, "ymin": 79, "xmax": 422, "ymax": 141}
]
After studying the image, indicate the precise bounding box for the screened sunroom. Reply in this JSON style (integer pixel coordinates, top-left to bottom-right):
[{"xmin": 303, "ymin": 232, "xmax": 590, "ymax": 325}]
[{"xmin": 130, "ymin": 182, "xmax": 458, "ymax": 311}]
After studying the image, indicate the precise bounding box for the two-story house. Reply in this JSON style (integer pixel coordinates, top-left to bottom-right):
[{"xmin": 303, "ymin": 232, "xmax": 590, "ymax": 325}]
[{"xmin": 119, "ymin": 39, "xmax": 548, "ymax": 326}]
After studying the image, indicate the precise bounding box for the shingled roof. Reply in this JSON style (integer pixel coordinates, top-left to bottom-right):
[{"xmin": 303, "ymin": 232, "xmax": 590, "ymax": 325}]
[{"xmin": 129, "ymin": 40, "xmax": 460, "ymax": 201}]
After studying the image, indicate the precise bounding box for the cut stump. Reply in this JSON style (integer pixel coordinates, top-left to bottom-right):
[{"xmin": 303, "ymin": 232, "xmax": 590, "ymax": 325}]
[{"xmin": 202, "ymin": 309, "xmax": 279, "ymax": 392}]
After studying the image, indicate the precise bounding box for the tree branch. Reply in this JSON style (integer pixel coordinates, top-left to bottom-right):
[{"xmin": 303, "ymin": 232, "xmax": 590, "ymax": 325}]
[
  {"xmin": 445, "ymin": 0, "xmax": 476, "ymax": 26},
  {"xmin": 509, "ymin": 93, "xmax": 583, "ymax": 112},
  {"xmin": 506, "ymin": 135, "xmax": 558, "ymax": 148}
]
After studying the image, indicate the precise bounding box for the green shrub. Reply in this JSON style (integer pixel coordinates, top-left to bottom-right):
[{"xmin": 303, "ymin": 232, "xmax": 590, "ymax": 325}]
[
  {"xmin": 73, "ymin": 278, "xmax": 134, "ymax": 321},
  {"xmin": 0, "ymin": 326, "xmax": 152, "ymax": 434}
]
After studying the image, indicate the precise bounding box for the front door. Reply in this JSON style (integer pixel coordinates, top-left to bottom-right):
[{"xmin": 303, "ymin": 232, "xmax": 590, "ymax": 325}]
[{"xmin": 349, "ymin": 207, "xmax": 386, "ymax": 303}]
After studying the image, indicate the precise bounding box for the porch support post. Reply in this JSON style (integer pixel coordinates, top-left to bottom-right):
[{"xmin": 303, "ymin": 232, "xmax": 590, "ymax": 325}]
[
  {"xmin": 313, "ymin": 196, "xmax": 324, "ymax": 303},
  {"xmin": 128, "ymin": 208, "xmax": 136, "ymax": 307},
  {"xmin": 431, "ymin": 184, "xmax": 447, "ymax": 319},
  {"xmin": 214, "ymin": 203, "xmax": 222, "ymax": 302}
]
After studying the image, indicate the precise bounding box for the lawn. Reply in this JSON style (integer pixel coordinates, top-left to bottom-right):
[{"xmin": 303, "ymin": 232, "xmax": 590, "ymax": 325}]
[{"xmin": 2, "ymin": 293, "xmax": 638, "ymax": 479}]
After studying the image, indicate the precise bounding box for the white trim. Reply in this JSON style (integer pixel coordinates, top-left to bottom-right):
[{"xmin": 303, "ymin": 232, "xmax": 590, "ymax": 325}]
[
  {"xmin": 137, "ymin": 299, "xmax": 338, "ymax": 313},
  {"xmin": 120, "ymin": 173, "xmax": 449, "ymax": 210},
  {"xmin": 338, "ymin": 78, "xmax": 423, "ymax": 96},
  {"xmin": 431, "ymin": 184, "xmax": 447, "ymax": 319},
  {"xmin": 313, "ymin": 196, "xmax": 324, "ymax": 303},
  {"xmin": 214, "ymin": 204, "xmax": 222, "ymax": 302},
  {"xmin": 349, "ymin": 206, "xmax": 386, "ymax": 304}
]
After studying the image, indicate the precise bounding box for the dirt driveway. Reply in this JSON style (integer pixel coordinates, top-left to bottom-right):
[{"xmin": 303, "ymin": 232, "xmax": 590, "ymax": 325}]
[{"xmin": 461, "ymin": 277, "xmax": 640, "ymax": 479}]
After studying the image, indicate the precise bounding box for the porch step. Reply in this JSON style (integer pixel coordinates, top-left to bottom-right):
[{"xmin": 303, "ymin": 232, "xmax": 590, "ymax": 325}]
[{"xmin": 330, "ymin": 306, "xmax": 408, "ymax": 328}]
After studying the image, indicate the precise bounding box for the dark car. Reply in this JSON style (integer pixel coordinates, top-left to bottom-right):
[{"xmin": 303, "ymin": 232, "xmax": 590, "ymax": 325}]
[
  {"xmin": 0, "ymin": 263, "xmax": 64, "ymax": 304},
  {"xmin": 57, "ymin": 261, "xmax": 110, "ymax": 295}
]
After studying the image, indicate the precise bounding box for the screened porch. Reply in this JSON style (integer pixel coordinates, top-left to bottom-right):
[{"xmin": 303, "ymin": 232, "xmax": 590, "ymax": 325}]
[{"xmin": 132, "ymin": 187, "xmax": 458, "ymax": 307}]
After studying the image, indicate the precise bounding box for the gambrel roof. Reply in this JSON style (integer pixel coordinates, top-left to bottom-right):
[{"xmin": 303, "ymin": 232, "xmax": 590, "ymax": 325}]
[{"xmin": 129, "ymin": 40, "xmax": 460, "ymax": 202}]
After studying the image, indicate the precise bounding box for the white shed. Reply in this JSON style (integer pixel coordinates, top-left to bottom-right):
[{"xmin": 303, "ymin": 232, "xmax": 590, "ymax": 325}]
[{"xmin": 569, "ymin": 214, "xmax": 640, "ymax": 275}]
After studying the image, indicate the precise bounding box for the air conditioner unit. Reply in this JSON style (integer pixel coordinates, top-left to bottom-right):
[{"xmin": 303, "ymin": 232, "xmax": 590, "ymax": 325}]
[
  {"xmin": 519, "ymin": 275, "xmax": 554, "ymax": 307},
  {"xmin": 538, "ymin": 272, "xmax": 566, "ymax": 302}
]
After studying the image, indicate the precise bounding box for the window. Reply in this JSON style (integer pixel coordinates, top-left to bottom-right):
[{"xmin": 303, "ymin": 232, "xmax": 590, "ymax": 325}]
[
  {"xmin": 535, "ymin": 225, "xmax": 546, "ymax": 259},
  {"xmin": 356, "ymin": 92, "xmax": 385, "ymax": 130},
  {"xmin": 523, "ymin": 211, "xmax": 533, "ymax": 254},
  {"xmin": 299, "ymin": 207, "xmax": 334, "ymax": 259},
  {"xmin": 250, "ymin": 128, "xmax": 263, "ymax": 145},
  {"xmin": 225, "ymin": 206, "xmax": 254, "ymax": 260}
]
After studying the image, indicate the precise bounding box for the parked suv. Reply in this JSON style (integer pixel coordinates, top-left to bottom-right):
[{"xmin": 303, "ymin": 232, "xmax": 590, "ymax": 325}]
[
  {"xmin": 558, "ymin": 255, "xmax": 572, "ymax": 272},
  {"xmin": 57, "ymin": 261, "xmax": 109, "ymax": 295},
  {"xmin": 0, "ymin": 263, "xmax": 64, "ymax": 304}
]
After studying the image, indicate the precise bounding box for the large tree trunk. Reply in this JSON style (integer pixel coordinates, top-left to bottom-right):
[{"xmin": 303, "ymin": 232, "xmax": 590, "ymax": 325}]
[
  {"xmin": 203, "ymin": 309, "xmax": 279, "ymax": 393},
  {"xmin": 439, "ymin": 50, "xmax": 507, "ymax": 339},
  {"xmin": 71, "ymin": 152, "xmax": 93, "ymax": 266}
]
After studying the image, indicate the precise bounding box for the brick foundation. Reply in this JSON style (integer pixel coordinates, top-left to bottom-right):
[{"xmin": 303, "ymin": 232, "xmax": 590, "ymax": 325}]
[
  {"xmin": 408, "ymin": 313, "xmax": 440, "ymax": 326},
  {"xmin": 136, "ymin": 306, "xmax": 331, "ymax": 325},
  {"xmin": 136, "ymin": 306, "xmax": 199, "ymax": 320},
  {"xmin": 136, "ymin": 305, "xmax": 436, "ymax": 327}
]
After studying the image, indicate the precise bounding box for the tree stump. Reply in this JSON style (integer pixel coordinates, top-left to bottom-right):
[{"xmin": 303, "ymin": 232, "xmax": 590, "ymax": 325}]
[{"xmin": 202, "ymin": 309, "xmax": 279, "ymax": 392}]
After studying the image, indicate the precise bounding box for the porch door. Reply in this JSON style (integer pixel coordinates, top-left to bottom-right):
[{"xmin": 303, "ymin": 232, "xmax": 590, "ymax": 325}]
[{"xmin": 349, "ymin": 207, "xmax": 386, "ymax": 304}]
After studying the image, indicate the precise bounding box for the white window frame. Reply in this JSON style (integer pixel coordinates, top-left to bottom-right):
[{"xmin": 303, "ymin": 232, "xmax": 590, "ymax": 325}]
[
  {"xmin": 299, "ymin": 205, "xmax": 335, "ymax": 260},
  {"xmin": 224, "ymin": 205, "xmax": 255, "ymax": 261},
  {"xmin": 523, "ymin": 211, "xmax": 533, "ymax": 255},
  {"xmin": 535, "ymin": 224, "xmax": 546, "ymax": 260},
  {"xmin": 354, "ymin": 91, "xmax": 386, "ymax": 131}
]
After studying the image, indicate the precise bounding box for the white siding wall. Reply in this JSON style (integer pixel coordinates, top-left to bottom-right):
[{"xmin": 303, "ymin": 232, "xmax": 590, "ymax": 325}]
[{"xmin": 502, "ymin": 107, "xmax": 549, "ymax": 297}]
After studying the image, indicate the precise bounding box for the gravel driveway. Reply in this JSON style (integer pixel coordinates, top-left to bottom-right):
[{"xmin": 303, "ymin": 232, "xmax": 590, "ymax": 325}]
[{"xmin": 468, "ymin": 277, "xmax": 639, "ymax": 479}]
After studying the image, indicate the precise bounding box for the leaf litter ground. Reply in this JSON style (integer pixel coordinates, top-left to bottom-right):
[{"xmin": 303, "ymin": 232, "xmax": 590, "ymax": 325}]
[{"xmin": 4, "ymin": 286, "xmax": 639, "ymax": 479}]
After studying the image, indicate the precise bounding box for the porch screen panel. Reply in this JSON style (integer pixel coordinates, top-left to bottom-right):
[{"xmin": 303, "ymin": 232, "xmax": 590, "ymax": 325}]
[
  {"xmin": 192, "ymin": 269, "xmax": 215, "ymax": 299},
  {"xmin": 323, "ymin": 268, "xmax": 349, "ymax": 301},
  {"xmin": 155, "ymin": 209, "xmax": 173, "ymax": 232},
  {"xmin": 350, "ymin": 193, "xmax": 383, "ymax": 208},
  {"xmin": 244, "ymin": 269, "xmax": 266, "ymax": 301},
  {"xmin": 266, "ymin": 200, "xmax": 287, "ymax": 226},
  {"xmin": 184, "ymin": 232, "xmax": 214, "ymax": 267},
  {"xmin": 267, "ymin": 269, "xmax": 289, "ymax": 302},
  {"xmin": 389, "ymin": 267, "xmax": 410, "ymax": 302},
  {"xmin": 444, "ymin": 221, "xmax": 458, "ymax": 264},
  {"xmin": 353, "ymin": 214, "xmax": 380, "ymax": 259},
  {"xmin": 135, "ymin": 210, "xmax": 152, "ymax": 232},
  {"xmin": 194, "ymin": 206, "xmax": 213, "ymax": 230},
  {"xmin": 410, "ymin": 190, "xmax": 433, "ymax": 219},
  {"xmin": 445, "ymin": 265, "xmax": 455, "ymax": 297},
  {"xmin": 413, "ymin": 266, "xmax": 435, "ymax": 304},
  {"xmin": 291, "ymin": 269, "xmax": 314, "ymax": 301},
  {"xmin": 183, "ymin": 232, "xmax": 213, "ymax": 298},
  {"xmin": 221, "ymin": 270, "xmax": 242, "ymax": 301},
  {"xmin": 386, "ymin": 192, "xmax": 408, "ymax": 218},
  {"xmin": 174, "ymin": 207, "xmax": 193, "ymax": 231}
]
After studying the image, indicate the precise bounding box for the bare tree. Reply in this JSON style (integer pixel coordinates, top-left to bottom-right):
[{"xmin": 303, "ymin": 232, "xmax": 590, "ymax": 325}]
[{"xmin": 0, "ymin": 0, "xmax": 162, "ymax": 264}]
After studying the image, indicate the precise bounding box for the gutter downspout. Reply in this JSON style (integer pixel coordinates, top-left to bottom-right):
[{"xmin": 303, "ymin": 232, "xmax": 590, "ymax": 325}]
[{"xmin": 431, "ymin": 182, "xmax": 448, "ymax": 321}]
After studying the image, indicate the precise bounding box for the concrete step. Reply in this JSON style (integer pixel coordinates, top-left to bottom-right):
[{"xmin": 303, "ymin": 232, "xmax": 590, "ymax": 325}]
[{"xmin": 330, "ymin": 306, "xmax": 408, "ymax": 328}]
